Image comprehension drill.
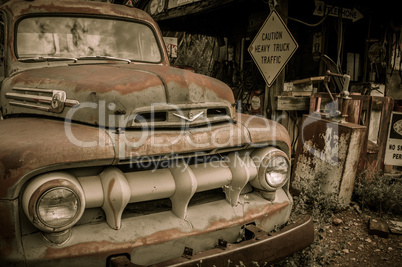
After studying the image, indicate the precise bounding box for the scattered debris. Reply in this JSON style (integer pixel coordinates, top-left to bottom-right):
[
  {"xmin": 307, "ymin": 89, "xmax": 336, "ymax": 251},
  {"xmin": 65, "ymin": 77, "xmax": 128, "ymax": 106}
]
[
  {"xmin": 368, "ymin": 218, "xmax": 389, "ymax": 238},
  {"xmin": 274, "ymin": 173, "xmax": 402, "ymax": 267},
  {"xmin": 333, "ymin": 218, "xmax": 343, "ymax": 226},
  {"xmin": 388, "ymin": 220, "xmax": 402, "ymax": 235},
  {"xmin": 352, "ymin": 203, "xmax": 362, "ymax": 214}
]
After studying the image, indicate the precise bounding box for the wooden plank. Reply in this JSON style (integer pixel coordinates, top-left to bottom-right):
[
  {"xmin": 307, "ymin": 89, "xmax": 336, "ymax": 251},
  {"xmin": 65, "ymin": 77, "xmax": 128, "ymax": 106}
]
[
  {"xmin": 276, "ymin": 96, "xmax": 310, "ymax": 111},
  {"xmin": 154, "ymin": 0, "xmax": 236, "ymax": 21},
  {"xmin": 291, "ymin": 91, "xmax": 312, "ymax": 97},
  {"xmin": 292, "ymin": 76, "xmax": 325, "ymax": 85}
]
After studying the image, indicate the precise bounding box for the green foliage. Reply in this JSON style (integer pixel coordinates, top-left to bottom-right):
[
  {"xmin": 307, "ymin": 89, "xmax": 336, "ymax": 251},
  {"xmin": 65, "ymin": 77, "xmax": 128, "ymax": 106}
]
[
  {"xmin": 273, "ymin": 174, "xmax": 340, "ymax": 266},
  {"xmin": 291, "ymin": 172, "xmax": 339, "ymax": 222},
  {"xmin": 353, "ymin": 173, "xmax": 402, "ymax": 215},
  {"xmin": 274, "ymin": 172, "xmax": 402, "ymax": 267}
]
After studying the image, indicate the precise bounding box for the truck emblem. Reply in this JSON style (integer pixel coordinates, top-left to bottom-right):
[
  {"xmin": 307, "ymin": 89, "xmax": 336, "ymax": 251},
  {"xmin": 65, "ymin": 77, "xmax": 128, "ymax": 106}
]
[
  {"xmin": 51, "ymin": 90, "xmax": 67, "ymax": 113},
  {"xmin": 173, "ymin": 111, "xmax": 203, "ymax": 122}
]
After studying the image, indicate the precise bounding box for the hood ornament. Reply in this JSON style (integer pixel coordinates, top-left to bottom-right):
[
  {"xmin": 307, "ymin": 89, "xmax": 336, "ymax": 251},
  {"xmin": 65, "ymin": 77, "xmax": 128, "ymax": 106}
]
[{"xmin": 173, "ymin": 111, "xmax": 203, "ymax": 122}]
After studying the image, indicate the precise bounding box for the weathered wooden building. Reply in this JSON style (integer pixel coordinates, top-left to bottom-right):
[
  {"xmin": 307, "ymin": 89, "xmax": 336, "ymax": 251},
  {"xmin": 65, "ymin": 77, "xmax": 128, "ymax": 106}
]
[{"xmin": 119, "ymin": 0, "xmax": 401, "ymax": 177}]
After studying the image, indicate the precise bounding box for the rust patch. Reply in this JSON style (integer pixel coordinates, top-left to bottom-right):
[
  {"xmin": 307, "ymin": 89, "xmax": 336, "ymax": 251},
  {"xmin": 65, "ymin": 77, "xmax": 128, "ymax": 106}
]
[
  {"xmin": 200, "ymin": 74, "xmax": 235, "ymax": 103},
  {"xmin": 292, "ymin": 115, "xmax": 367, "ymax": 208},
  {"xmin": 9, "ymin": 66, "xmax": 164, "ymax": 95},
  {"xmin": 44, "ymin": 240, "xmax": 132, "ymax": 260},
  {"xmin": 122, "ymin": 123, "xmax": 250, "ymax": 158},
  {"xmin": 129, "ymin": 64, "xmax": 235, "ymax": 104},
  {"xmin": 204, "ymin": 201, "xmax": 289, "ymax": 232},
  {"xmin": 237, "ymin": 114, "xmax": 291, "ymax": 153}
]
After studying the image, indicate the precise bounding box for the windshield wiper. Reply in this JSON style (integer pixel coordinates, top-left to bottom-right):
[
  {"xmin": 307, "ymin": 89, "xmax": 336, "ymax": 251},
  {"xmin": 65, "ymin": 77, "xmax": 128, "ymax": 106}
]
[
  {"xmin": 19, "ymin": 56, "xmax": 78, "ymax": 63},
  {"xmin": 77, "ymin": 55, "xmax": 131, "ymax": 64},
  {"xmin": 19, "ymin": 55, "xmax": 131, "ymax": 64}
]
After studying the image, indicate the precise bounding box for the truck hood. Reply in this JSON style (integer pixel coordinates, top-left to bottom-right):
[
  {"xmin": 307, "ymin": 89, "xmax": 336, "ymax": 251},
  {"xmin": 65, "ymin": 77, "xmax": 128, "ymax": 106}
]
[{"xmin": 1, "ymin": 64, "xmax": 235, "ymax": 128}]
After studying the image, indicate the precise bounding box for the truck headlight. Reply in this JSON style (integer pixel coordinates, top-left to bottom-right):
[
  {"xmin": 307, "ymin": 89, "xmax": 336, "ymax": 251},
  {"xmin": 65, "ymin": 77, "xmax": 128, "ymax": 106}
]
[
  {"xmin": 37, "ymin": 187, "xmax": 80, "ymax": 228},
  {"xmin": 250, "ymin": 147, "xmax": 290, "ymax": 191},
  {"xmin": 265, "ymin": 155, "xmax": 289, "ymax": 188},
  {"xmin": 22, "ymin": 172, "xmax": 85, "ymax": 233}
]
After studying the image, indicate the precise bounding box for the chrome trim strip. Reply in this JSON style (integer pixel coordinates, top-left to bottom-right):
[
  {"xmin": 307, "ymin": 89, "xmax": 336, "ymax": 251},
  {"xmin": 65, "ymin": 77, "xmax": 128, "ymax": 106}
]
[
  {"xmin": 65, "ymin": 99, "xmax": 80, "ymax": 107},
  {"xmin": 6, "ymin": 88, "xmax": 80, "ymax": 112},
  {"xmin": 6, "ymin": 92, "xmax": 52, "ymax": 104},
  {"xmin": 9, "ymin": 101, "xmax": 51, "ymax": 111},
  {"xmin": 12, "ymin": 87, "xmax": 53, "ymax": 93}
]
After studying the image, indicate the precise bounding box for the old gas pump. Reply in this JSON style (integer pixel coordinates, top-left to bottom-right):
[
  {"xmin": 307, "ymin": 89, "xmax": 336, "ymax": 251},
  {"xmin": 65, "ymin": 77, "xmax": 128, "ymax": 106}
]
[{"xmin": 292, "ymin": 70, "xmax": 367, "ymax": 209}]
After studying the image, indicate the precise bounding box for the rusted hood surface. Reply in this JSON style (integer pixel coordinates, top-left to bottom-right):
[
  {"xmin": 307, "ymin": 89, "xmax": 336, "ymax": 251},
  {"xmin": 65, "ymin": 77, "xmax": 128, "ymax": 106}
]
[
  {"xmin": 237, "ymin": 114, "xmax": 291, "ymax": 155},
  {"xmin": 0, "ymin": 118, "xmax": 115, "ymax": 199},
  {"xmin": 2, "ymin": 64, "xmax": 235, "ymax": 127}
]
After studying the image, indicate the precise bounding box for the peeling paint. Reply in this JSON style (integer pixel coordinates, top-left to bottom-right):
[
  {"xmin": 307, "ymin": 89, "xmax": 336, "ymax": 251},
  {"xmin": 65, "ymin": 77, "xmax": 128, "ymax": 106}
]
[{"xmin": 293, "ymin": 115, "xmax": 366, "ymax": 208}]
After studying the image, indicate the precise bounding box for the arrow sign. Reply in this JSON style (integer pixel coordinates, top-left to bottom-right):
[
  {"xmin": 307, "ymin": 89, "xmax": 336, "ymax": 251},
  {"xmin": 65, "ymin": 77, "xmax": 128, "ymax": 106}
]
[
  {"xmin": 313, "ymin": 0, "xmax": 363, "ymax": 22},
  {"xmin": 248, "ymin": 10, "xmax": 298, "ymax": 87}
]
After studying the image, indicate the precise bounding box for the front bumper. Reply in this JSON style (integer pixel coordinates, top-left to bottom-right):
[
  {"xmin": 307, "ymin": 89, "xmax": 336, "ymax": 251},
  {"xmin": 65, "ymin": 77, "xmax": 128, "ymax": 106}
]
[
  {"xmin": 112, "ymin": 215, "xmax": 314, "ymax": 267},
  {"xmin": 20, "ymin": 189, "xmax": 313, "ymax": 266}
]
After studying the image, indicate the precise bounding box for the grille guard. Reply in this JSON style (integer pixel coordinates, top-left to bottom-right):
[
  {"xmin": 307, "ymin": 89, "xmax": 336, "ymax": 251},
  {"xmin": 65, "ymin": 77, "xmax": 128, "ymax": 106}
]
[{"xmin": 78, "ymin": 150, "xmax": 261, "ymax": 229}]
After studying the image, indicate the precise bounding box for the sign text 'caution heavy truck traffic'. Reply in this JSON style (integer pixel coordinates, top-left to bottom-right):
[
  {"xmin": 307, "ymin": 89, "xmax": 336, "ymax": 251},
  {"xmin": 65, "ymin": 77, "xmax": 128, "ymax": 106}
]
[{"xmin": 248, "ymin": 10, "xmax": 298, "ymax": 87}]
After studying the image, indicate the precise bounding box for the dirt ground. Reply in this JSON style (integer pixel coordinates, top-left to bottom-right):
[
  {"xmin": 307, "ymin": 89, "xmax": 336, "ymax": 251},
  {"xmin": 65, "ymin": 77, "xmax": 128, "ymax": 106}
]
[
  {"xmin": 276, "ymin": 205, "xmax": 402, "ymax": 266},
  {"xmin": 324, "ymin": 209, "xmax": 401, "ymax": 266}
]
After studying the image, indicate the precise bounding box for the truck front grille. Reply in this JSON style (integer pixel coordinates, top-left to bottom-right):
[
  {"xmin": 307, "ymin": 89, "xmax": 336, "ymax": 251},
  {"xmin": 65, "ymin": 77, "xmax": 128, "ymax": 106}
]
[
  {"xmin": 129, "ymin": 103, "xmax": 233, "ymax": 128},
  {"xmin": 77, "ymin": 150, "xmax": 258, "ymax": 230}
]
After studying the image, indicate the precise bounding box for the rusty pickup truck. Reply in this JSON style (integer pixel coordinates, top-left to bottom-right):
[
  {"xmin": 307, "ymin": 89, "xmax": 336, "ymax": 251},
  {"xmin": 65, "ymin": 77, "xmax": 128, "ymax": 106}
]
[{"xmin": 0, "ymin": 0, "xmax": 313, "ymax": 266}]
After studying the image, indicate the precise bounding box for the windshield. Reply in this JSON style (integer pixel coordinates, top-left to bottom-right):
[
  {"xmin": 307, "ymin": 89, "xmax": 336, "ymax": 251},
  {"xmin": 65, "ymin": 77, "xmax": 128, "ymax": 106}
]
[{"xmin": 16, "ymin": 16, "xmax": 162, "ymax": 63}]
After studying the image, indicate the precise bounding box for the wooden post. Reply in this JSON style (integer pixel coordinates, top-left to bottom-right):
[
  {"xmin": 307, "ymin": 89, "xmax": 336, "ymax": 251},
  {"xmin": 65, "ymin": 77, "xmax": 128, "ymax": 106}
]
[{"xmin": 270, "ymin": 0, "xmax": 288, "ymax": 126}]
